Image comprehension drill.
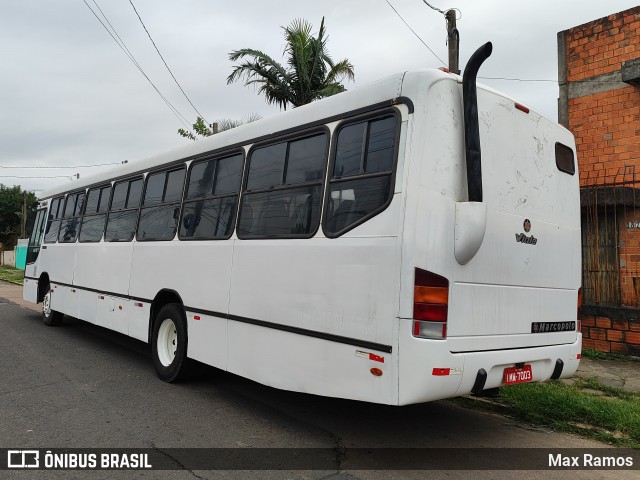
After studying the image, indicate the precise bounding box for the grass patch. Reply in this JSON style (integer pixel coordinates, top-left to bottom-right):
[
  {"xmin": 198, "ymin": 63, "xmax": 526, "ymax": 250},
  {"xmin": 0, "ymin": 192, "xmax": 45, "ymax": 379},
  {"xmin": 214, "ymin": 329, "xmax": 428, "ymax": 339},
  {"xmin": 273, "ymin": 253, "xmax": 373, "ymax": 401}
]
[
  {"xmin": 582, "ymin": 348, "xmax": 640, "ymax": 363},
  {"xmin": 457, "ymin": 379, "xmax": 640, "ymax": 448},
  {"xmin": 581, "ymin": 348, "xmax": 608, "ymax": 360},
  {"xmin": 0, "ymin": 265, "xmax": 24, "ymax": 285}
]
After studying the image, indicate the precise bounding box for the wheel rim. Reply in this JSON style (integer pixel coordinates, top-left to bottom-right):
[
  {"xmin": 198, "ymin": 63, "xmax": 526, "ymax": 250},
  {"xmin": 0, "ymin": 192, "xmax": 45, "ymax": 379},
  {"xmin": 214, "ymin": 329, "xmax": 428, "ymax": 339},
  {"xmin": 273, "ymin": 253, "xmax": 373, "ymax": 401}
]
[
  {"xmin": 43, "ymin": 290, "xmax": 52, "ymax": 317},
  {"xmin": 157, "ymin": 318, "xmax": 178, "ymax": 367}
]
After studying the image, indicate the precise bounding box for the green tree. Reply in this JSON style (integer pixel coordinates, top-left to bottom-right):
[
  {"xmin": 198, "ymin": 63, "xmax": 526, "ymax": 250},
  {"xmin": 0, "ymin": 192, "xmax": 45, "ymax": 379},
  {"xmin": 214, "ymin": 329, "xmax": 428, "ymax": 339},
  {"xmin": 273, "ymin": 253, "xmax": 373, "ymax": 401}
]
[
  {"xmin": 0, "ymin": 184, "xmax": 37, "ymax": 250},
  {"xmin": 178, "ymin": 114, "xmax": 261, "ymax": 141},
  {"xmin": 227, "ymin": 17, "xmax": 355, "ymax": 110}
]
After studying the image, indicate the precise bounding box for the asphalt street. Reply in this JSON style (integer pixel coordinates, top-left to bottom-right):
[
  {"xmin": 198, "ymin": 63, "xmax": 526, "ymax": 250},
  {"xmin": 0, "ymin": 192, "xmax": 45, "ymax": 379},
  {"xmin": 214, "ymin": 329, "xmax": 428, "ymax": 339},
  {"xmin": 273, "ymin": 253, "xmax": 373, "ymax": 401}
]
[{"xmin": 0, "ymin": 297, "xmax": 636, "ymax": 480}]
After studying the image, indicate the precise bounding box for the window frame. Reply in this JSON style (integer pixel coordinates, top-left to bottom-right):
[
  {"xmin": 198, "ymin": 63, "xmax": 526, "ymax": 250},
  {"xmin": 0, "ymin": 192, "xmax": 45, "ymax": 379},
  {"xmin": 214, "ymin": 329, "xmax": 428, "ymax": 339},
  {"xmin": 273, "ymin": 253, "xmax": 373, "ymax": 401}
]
[
  {"xmin": 104, "ymin": 176, "xmax": 144, "ymax": 243},
  {"xmin": 58, "ymin": 190, "xmax": 86, "ymax": 243},
  {"xmin": 43, "ymin": 195, "xmax": 65, "ymax": 244},
  {"xmin": 237, "ymin": 126, "xmax": 330, "ymax": 240},
  {"xmin": 137, "ymin": 165, "xmax": 187, "ymax": 242},
  {"xmin": 179, "ymin": 149, "xmax": 245, "ymax": 241},
  {"xmin": 78, "ymin": 184, "xmax": 112, "ymax": 243},
  {"xmin": 322, "ymin": 109, "xmax": 401, "ymax": 238}
]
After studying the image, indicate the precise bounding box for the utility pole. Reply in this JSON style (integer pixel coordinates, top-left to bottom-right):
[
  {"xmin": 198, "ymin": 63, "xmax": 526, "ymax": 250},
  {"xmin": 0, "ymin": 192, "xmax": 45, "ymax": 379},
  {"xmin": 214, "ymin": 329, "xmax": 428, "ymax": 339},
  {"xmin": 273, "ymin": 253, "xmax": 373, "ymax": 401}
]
[
  {"xmin": 445, "ymin": 9, "xmax": 460, "ymax": 74},
  {"xmin": 21, "ymin": 192, "xmax": 26, "ymax": 238}
]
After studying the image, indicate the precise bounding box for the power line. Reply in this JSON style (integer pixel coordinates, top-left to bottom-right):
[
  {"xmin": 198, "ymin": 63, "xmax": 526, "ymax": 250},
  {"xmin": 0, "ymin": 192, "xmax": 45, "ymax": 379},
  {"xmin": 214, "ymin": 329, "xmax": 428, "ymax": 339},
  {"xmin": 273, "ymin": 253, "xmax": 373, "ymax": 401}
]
[
  {"xmin": 82, "ymin": 0, "xmax": 193, "ymax": 129},
  {"xmin": 0, "ymin": 162, "xmax": 125, "ymax": 169},
  {"xmin": 422, "ymin": 1, "xmax": 446, "ymax": 15},
  {"xmin": 385, "ymin": 0, "xmax": 447, "ymax": 67},
  {"xmin": 128, "ymin": 0, "xmax": 208, "ymax": 124},
  {"xmin": 0, "ymin": 175, "xmax": 77, "ymax": 179}
]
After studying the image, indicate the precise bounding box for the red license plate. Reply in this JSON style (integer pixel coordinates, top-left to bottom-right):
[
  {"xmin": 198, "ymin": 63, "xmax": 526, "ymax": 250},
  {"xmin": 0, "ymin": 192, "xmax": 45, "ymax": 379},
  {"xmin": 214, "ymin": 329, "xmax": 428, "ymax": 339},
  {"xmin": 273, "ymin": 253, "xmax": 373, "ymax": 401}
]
[{"xmin": 503, "ymin": 365, "xmax": 533, "ymax": 385}]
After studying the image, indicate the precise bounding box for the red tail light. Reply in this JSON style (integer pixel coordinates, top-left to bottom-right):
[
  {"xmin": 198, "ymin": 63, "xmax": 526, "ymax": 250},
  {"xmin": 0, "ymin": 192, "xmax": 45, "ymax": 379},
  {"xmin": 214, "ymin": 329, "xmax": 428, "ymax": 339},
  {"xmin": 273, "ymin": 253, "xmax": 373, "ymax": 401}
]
[
  {"xmin": 413, "ymin": 268, "xmax": 449, "ymax": 339},
  {"xmin": 577, "ymin": 287, "xmax": 582, "ymax": 332}
]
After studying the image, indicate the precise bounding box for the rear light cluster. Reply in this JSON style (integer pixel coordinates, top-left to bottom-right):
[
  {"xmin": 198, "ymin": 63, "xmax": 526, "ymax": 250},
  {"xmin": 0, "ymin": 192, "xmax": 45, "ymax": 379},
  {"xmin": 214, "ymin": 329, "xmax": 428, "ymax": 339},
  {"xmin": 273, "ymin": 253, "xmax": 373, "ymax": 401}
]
[
  {"xmin": 577, "ymin": 287, "xmax": 582, "ymax": 332},
  {"xmin": 413, "ymin": 268, "xmax": 449, "ymax": 340}
]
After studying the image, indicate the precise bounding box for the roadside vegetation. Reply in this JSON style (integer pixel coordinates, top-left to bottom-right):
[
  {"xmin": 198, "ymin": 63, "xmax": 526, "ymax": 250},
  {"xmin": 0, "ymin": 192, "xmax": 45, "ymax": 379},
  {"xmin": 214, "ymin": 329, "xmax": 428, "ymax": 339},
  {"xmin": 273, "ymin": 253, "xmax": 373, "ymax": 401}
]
[
  {"xmin": 457, "ymin": 376, "xmax": 640, "ymax": 448},
  {"xmin": 0, "ymin": 265, "xmax": 24, "ymax": 285}
]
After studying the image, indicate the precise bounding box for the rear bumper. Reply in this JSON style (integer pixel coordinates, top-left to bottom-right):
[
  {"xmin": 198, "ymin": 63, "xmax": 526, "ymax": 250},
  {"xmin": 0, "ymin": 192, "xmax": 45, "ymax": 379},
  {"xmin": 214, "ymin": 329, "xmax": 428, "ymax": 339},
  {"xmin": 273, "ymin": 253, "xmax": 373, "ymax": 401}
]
[{"xmin": 398, "ymin": 319, "xmax": 581, "ymax": 405}]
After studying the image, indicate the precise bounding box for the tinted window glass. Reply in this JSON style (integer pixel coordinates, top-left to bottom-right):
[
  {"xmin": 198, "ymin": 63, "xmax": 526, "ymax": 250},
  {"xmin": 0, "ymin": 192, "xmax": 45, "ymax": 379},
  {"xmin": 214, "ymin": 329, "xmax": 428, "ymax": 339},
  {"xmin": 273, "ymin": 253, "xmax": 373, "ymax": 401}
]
[
  {"xmin": 138, "ymin": 205, "xmax": 179, "ymax": 241},
  {"xmin": 366, "ymin": 116, "xmax": 396, "ymax": 173},
  {"xmin": 44, "ymin": 220, "xmax": 61, "ymax": 243},
  {"xmin": 214, "ymin": 155, "xmax": 243, "ymax": 195},
  {"xmin": 127, "ymin": 179, "xmax": 143, "ymax": 208},
  {"xmin": 238, "ymin": 186, "xmax": 321, "ymax": 237},
  {"xmin": 556, "ymin": 142, "xmax": 575, "ymax": 175},
  {"xmin": 246, "ymin": 143, "xmax": 287, "ymax": 190},
  {"xmin": 187, "ymin": 160, "xmax": 215, "ymax": 199},
  {"xmin": 334, "ymin": 123, "xmax": 365, "ymax": 177},
  {"xmin": 105, "ymin": 211, "xmax": 138, "ymax": 242},
  {"xmin": 144, "ymin": 172, "xmax": 165, "ymax": 205},
  {"xmin": 58, "ymin": 217, "xmax": 80, "ymax": 243},
  {"xmin": 181, "ymin": 197, "xmax": 237, "ymax": 239},
  {"xmin": 50, "ymin": 198, "xmax": 62, "ymax": 219},
  {"xmin": 164, "ymin": 168, "xmax": 185, "ymax": 203},
  {"xmin": 63, "ymin": 194, "xmax": 78, "ymax": 218},
  {"xmin": 111, "ymin": 182, "xmax": 128, "ymax": 211},
  {"xmin": 79, "ymin": 214, "xmax": 106, "ymax": 242},
  {"xmin": 97, "ymin": 186, "xmax": 111, "ymax": 213},
  {"xmin": 85, "ymin": 188, "xmax": 101, "ymax": 214},
  {"xmin": 325, "ymin": 176, "xmax": 392, "ymax": 234},
  {"xmin": 285, "ymin": 135, "xmax": 327, "ymax": 185}
]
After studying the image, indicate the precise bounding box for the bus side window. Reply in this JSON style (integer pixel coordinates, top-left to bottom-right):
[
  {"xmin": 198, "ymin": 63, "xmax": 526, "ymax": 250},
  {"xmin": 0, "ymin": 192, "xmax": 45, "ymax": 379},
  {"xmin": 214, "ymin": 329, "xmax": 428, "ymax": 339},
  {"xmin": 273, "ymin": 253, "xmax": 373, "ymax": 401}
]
[
  {"xmin": 237, "ymin": 132, "xmax": 327, "ymax": 239},
  {"xmin": 58, "ymin": 191, "xmax": 86, "ymax": 243},
  {"xmin": 180, "ymin": 153, "xmax": 243, "ymax": 240},
  {"xmin": 26, "ymin": 208, "xmax": 48, "ymax": 264},
  {"xmin": 105, "ymin": 177, "xmax": 143, "ymax": 242},
  {"xmin": 79, "ymin": 185, "xmax": 111, "ymax": 243},
  {"xmin": 324, "ymin": 114, "xmax": 398, "ymax": 237},
  {"xmin": 138, "ymin": 167, "xmax": 186, "ymax": 241},
  {"xmin": 44, "ymin": 196, "xmax": 64, "ymax": 243}
]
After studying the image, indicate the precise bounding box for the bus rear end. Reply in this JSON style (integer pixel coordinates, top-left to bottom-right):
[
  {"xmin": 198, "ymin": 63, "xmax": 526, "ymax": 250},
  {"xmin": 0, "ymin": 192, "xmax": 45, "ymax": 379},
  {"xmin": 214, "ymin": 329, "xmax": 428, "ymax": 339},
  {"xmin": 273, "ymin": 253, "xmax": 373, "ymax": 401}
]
[{"xmin": 398, "ymin": 65, "xmax": 581, "ymax": 404}]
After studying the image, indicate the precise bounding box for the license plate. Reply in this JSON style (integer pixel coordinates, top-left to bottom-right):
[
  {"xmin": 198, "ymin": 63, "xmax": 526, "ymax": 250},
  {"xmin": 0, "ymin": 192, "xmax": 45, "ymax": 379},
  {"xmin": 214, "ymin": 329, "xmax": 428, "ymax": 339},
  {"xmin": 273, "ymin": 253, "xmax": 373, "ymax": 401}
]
[{"xmin": 503, "ymin": 365, "xmax": 533, "ymax": 385}]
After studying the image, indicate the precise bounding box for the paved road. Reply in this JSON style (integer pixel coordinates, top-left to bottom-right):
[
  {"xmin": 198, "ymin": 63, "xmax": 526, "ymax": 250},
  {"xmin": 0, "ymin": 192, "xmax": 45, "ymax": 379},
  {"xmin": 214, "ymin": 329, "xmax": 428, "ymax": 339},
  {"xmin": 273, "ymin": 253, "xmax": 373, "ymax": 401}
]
[{"xmin": 0, "ymin": 297, "xmax": 636, "ymax": 480}]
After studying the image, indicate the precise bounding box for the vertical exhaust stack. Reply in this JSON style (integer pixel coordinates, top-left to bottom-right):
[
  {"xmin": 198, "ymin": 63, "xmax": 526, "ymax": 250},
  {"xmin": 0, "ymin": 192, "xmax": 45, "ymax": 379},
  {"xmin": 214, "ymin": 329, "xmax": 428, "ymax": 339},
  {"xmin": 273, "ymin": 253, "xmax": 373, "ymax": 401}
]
[
  {"xmin": 455, "ymin": 42, "xmax": 492, "ymax": 265},
  {"xmin": 462, "ymin": 42, "xmax": 493, "ymax": 202}
]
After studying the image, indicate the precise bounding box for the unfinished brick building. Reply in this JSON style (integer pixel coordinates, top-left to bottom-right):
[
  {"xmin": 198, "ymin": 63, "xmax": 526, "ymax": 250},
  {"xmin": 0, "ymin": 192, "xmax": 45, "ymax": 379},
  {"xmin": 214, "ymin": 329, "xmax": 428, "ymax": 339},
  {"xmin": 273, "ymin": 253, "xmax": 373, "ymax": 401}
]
[{"xmin": 558, "ymin": 6, "xmax": 640, "ymax": 354}]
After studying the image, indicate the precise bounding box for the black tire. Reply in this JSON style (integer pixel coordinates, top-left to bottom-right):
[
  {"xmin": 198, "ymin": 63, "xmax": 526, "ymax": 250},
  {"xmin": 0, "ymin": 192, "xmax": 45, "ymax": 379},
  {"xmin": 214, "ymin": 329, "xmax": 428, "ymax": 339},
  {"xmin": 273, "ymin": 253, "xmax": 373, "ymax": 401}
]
[
  {"xmin": 151, "ymin": 303, "xmax": 192, "ymax": 382},
  {"xmin": 42, "ymin": 284, "xmax": 63, "ymax": 326}
]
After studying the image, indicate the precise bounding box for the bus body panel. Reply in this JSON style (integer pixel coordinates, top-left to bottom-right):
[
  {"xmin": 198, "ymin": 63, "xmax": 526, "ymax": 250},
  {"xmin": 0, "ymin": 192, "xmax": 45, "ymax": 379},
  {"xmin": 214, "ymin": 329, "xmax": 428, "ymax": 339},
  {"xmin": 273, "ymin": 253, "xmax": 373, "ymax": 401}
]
[
  {"xmin": 229, "ymin": 235, "xmax": 400, "ymax": 346},
  {"xmin": 399, "ymin": 75, "xmax": 580, "ymax": 351},
  {"xmin": 129, "ymin": 240, "xmax": 233, "ymax": 369},
  {"xmin": 397, "ymin": 319, "xmax": 581, "ymax": 405},
  {"xmin": 227, "ymin": 318, "xmax": 399, "ymax": 405}
]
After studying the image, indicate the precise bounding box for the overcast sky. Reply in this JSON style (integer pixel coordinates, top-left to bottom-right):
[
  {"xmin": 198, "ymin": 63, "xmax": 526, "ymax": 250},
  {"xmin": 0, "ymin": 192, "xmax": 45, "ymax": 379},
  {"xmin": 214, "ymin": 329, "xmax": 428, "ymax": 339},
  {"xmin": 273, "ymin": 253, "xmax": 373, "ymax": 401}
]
[{"xmin": 1, "ymin": 0, "xmax": 638, "ymax": 195}]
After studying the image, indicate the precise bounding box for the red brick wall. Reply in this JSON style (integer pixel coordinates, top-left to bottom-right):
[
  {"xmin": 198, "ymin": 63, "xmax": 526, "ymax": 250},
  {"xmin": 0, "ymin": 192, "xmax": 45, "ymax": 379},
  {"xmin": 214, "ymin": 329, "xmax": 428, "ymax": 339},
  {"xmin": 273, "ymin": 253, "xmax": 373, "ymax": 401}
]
[
  {"xmin": 563, "ymin": 7, "xmax": 640, "ymax": 187},
  {"xmin": 582, "ymin": 312, "xmax": 640, "ymax": 356}
]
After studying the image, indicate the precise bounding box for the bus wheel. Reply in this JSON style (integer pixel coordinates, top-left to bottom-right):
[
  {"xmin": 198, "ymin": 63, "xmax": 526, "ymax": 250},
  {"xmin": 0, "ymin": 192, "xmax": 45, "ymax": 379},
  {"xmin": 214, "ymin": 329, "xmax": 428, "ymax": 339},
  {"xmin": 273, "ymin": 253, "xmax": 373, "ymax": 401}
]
[
  {"xmin": 42, "ymin": 284, "xmax": 63, "ymax": 326},
  {"xmin": 151, "ymin": 303, "xmax": 191, "ymax": 382}
]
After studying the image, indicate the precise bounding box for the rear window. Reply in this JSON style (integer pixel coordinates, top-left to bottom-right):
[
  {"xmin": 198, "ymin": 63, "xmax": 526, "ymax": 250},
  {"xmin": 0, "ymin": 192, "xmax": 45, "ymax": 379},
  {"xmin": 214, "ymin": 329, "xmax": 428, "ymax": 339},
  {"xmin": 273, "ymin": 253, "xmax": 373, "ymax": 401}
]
[{"xmin": 555, "ymin": 143, "xmax": 575, "ymax": 175}]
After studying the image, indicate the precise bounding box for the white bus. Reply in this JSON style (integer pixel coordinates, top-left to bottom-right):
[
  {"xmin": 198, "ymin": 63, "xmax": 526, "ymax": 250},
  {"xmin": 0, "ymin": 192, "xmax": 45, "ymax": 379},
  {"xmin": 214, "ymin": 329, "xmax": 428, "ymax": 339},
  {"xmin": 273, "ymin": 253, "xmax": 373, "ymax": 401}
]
[{"xmin": 23, "ymin": 43, "xmax": 581, "ymax": 405}]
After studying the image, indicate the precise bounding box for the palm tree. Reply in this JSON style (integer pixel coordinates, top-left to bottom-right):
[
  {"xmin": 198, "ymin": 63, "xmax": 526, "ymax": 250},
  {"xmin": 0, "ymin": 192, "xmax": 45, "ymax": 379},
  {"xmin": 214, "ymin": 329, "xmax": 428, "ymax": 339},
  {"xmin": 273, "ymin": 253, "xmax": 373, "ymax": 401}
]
[{"xmin": 227, "ymin": 17, "xmax": 355, "ymax": 110}]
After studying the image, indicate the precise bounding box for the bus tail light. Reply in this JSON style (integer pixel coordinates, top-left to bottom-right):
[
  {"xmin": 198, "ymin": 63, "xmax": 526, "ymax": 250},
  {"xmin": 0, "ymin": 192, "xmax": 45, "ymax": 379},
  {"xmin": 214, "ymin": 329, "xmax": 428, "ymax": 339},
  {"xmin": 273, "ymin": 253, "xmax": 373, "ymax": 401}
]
[
  {"xmin": 413, "ymin": 268, "xmax": 449, "ymax": 339},
  {"xmin": 577, "ymin": 287, "xmax": 582, "ymax": 332}
]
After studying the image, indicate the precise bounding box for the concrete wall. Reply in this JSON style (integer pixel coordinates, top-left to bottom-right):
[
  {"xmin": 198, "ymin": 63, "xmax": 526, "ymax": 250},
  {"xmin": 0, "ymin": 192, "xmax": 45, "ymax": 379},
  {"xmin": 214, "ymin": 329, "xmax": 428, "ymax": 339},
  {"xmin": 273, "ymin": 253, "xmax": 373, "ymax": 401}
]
[
  {"xmin": 558, "ymin": 6, "xmax": 640, "ymax": 187},
  {"xmin": 0, "ymin": 250, "xmax": 16, "ymax": 267}
]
